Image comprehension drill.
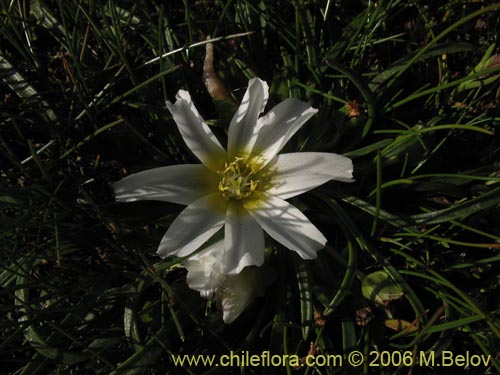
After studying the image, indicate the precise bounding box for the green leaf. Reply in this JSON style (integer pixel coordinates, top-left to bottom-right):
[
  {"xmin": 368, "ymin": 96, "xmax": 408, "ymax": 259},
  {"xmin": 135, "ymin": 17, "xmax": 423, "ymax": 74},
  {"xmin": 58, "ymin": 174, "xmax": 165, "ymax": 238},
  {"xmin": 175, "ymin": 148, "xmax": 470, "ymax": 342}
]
[
  {"xmin": 293, "ymin": 258, "xmax": 313, "ymax": 341},
  {"xmin": 362, "ymin": 270, "xmax": 404, "ymax": 306}
]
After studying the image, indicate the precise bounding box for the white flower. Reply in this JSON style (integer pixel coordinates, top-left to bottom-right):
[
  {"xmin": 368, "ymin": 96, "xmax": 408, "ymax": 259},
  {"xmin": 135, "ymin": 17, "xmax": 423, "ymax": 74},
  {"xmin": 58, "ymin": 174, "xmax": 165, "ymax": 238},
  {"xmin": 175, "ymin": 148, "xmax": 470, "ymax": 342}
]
[
  {"xmin": 218, "ymin": 266, "xmax": 268, "ymax": 324},
  {"xmin": 183, "ymin": 240, "xmax": 226, "ymax": 299},
  {"xmin": 113, "ymin": 78, "xmax": 354, "ymax": 274},
  {"xmin": 183, "ymin": 240, "xmax": 270, "ymax": 324}
]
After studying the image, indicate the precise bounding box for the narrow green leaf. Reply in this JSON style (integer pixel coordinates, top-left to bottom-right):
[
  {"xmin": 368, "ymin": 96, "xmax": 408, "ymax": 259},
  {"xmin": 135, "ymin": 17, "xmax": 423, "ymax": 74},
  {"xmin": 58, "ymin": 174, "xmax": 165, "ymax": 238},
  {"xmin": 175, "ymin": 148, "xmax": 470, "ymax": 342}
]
[{"xmin": 293, "ymin": 258, "xmax": 313, "ymax": 341}]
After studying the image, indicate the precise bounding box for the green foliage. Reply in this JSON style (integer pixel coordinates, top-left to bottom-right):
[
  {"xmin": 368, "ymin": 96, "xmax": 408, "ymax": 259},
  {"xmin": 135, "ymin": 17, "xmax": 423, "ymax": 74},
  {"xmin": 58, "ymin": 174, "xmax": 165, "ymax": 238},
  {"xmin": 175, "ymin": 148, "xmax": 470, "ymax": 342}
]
[{"xmin": 1, "ymin": 0, "xmax": 499, "ymax": 374}]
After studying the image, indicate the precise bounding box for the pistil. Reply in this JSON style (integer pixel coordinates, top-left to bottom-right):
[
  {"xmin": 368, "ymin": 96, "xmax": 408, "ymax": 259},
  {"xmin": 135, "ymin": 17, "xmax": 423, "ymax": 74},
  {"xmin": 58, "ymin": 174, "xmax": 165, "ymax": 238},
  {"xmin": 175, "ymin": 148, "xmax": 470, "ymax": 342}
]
[{"xmin": 218, "ymin": 157, "xmax": 259, "ymax": 200}]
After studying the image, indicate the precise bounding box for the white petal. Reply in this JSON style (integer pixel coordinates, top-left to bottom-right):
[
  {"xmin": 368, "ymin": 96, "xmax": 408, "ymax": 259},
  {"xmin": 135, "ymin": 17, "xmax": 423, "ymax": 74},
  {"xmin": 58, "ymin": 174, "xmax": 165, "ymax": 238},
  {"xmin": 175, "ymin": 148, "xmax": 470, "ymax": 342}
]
[
  {"xmin": 244, "ymin": 192, "xmax": 326, "ymax": 259},
  {"xmin": 184, "ymin": 240, "xmax": 226, "ymax": 298},
  {"xmin": 265, "ymin": 152, "xmax": 354, "ymax": 199},
  {"xmin": 222, "ymin": 202, "xmax": 265, "ymax": 274},
  {"xmin": 228, "ymin": 78, "xmax": 269, "ymax": 159},
  {"xmin": 219, "ymin": 267, "xmax": 261, "ymax": 324},
  {"xmin": 166, "ymin": 90, "xmax": 226, "ymax": 171},
  {"xmin": 113, "ymin": 164, "xmax": 218, "ymax": 205},
  {"xmin": 157, "ymin": 193, "xmax": 226, "ymax": 258},
  {"xmin": 252, "ymin": 99, "xmax": 318, "ymax": 167}
]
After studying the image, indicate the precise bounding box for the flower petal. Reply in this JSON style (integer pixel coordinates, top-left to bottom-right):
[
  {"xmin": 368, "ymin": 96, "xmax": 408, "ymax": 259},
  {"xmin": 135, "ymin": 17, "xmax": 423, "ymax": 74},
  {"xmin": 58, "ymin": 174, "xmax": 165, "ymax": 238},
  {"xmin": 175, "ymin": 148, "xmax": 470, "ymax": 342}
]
[
  {"xmin": 252, "ymin": 99, "xmax": 318, "ymax": 167},
  {"xmin": 166, "ymin": 90, "xmax": 226, "ymax": 171},
  {"xmin": 227, "ymin": 78, "xmax": 269, "ymax": 159},
  {"xmin": 219, "ymin": 267, "xmax": 261, "ymax": 324},
  {"xmin": 222, "ymin": 202, "xmax": 265, "ymax": 274},
  {"xmin": 244, "ymin": 192, "xmax": 326, "ymax": 259},
  {"xmin": 184, "ymin": 240, "xmax": 226, "ymax": 298},
  {"xmin": 157, "ymin": 193, "xmax": 226, "ymax": 258},
  {"xmin": 265, "ymin": 152, "xmax": 354, "ymax": 199},
  {"xmin": 113, "ymin": 164, "xmax": 218, "ymax": 205}
]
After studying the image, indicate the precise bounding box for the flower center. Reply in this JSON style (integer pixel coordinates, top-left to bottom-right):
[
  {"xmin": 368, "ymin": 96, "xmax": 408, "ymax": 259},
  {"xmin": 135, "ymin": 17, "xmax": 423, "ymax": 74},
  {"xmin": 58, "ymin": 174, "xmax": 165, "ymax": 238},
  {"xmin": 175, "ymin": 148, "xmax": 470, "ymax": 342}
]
[{"xmin": 218, "ymin": 157, "xmax": 259, "ymax": 200}]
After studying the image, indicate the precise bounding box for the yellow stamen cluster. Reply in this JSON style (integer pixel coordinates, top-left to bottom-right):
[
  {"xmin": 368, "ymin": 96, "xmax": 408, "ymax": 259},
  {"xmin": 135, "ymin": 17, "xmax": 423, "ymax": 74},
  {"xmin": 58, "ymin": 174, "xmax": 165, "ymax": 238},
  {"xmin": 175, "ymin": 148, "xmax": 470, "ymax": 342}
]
[{"xmin": 218, "ymin": 157, "xmax": 259, "ymax": 200}]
